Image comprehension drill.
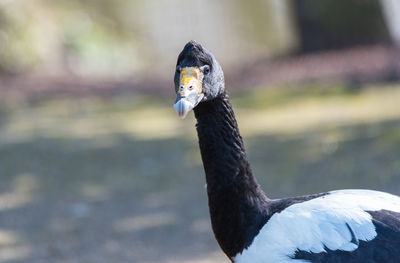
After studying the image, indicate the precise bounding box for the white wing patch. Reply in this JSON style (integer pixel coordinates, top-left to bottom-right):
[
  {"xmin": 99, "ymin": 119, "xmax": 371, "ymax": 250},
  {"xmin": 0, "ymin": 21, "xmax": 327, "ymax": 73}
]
[{"xmin": 233, "ymin": 190, "xmax": 400, "ymax": 263}]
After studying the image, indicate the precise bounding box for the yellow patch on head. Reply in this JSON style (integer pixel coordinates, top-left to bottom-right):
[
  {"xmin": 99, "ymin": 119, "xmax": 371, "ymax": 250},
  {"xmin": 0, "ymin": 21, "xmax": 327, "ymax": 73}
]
[
  {"xmin": 181, "ymin": 76, "xmax": 192, "ymax": 86},
  {"xmin": 179, "ymin": 67, "xmax": 203, "ymax": 95}
]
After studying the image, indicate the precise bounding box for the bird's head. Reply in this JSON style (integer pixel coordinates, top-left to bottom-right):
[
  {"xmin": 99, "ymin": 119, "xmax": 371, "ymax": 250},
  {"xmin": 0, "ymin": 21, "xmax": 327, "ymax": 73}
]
[{"xmin": 173, "ymin": 40, "xmax": 225, "ymax": 118}]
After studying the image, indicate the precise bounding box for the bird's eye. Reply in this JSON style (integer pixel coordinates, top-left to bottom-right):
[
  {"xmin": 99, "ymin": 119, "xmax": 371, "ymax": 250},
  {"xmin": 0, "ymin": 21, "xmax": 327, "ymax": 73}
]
[
  {"xmin": 203, "ymin": 65, "xmax": 210, "ymax": 75},
  {"xmin": 188, "ymin": 86, "xmax": 193, "ymax": 90},
  {"xmin": 176, "ymin": 66, "xmax": 181, "ymax": 73}
]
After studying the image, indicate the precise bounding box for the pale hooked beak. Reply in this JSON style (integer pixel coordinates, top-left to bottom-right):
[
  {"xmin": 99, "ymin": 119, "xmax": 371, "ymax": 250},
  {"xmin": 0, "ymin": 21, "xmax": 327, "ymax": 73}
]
[{"xmin": 174, "ymin": 92, "xmax": 204, "ymax": 119}]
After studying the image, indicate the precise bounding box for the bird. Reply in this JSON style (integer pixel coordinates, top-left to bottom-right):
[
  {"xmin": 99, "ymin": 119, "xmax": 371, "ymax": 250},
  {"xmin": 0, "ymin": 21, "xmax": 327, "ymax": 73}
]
[{"xmin": 172, "ymin": 40, "xmax": 400, "ymax": 263}]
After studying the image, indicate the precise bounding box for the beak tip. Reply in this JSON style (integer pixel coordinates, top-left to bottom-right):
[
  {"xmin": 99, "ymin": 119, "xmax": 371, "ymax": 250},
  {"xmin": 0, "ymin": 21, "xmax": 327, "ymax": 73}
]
[
  {"xmin": 178, "ymin": 113, "xmax": 187, "ymax": 119},
  {"xmin": 174, "ymin": 99, "xmax": 193, "ymax": 119},
  {"xmin": 174, "ymin": 92, "xmax": 204, "ymax": 119}
]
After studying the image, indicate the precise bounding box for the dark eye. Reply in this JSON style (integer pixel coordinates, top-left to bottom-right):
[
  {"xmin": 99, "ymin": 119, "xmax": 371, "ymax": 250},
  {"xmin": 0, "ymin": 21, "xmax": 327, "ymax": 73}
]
[
  {"xmin": 176, "ymin": 65, "xmax": 181, "ymax": 73},
  {"xmin": 188, "ymin": 86, "xmax": 193, "ymax": 90},
  {"xmin": 203, "ymin": 65, "xmax": 210, "ymax": 75}
]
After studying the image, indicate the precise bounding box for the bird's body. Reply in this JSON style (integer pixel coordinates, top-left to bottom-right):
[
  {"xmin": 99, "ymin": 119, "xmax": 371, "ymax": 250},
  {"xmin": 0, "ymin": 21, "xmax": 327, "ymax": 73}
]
[
  {"xmin": 234, "ymin": 190, "xmax": 400, "ymax": 263},
  {"xmin": 173, "ymin": 41, "xmax": 400, "ymax": 262}
]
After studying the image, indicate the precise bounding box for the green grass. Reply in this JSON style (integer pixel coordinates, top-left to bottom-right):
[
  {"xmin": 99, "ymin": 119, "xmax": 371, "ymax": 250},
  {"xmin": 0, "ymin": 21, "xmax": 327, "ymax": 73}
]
[{"xmin": 1, "ymin": 82, "xmax": 400, "ymax": 263}]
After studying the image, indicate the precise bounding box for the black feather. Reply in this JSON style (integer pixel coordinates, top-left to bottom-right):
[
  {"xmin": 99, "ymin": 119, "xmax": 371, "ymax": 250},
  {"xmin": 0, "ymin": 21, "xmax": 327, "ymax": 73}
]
[{"xmin": 194, "ymin": 93, "xmax": 328, "ymax": 258}]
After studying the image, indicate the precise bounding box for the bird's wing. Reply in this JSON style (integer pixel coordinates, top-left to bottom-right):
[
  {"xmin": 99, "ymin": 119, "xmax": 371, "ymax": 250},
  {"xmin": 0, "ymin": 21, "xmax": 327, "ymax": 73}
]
[{"xmin": 234, "ymin": 190, "xmax": 400, "ymax": 263}]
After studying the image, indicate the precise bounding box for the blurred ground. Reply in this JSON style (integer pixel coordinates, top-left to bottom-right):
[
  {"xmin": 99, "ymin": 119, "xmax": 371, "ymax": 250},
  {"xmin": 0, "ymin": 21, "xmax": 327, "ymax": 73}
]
[{"xmin": 0, "ymin": 82, "xmax": 400, "ymax": 263}]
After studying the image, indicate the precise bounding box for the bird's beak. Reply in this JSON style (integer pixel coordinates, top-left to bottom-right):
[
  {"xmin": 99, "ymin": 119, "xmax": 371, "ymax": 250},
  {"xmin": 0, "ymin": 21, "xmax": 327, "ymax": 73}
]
[
  {"xmin": 173, "ymin": 67, "xmax": 204, "ymax": 119},
  {"xmin": 174, "ymin": 92, "xmax": 204, "ymax": 119}
]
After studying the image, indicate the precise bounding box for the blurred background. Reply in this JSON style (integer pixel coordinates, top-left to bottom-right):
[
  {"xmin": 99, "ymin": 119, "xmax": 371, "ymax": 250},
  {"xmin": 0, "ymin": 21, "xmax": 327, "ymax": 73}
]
[{"xmin": 1, "ymin": 0, "xmax": 400, "ymax": 262}]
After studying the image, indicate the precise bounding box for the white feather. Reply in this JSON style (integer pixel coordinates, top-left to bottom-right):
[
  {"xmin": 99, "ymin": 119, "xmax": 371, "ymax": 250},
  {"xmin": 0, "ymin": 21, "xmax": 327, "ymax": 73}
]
[{"xmin": 233, "ymin": 190, "xmax": 400, "ymax": 263}]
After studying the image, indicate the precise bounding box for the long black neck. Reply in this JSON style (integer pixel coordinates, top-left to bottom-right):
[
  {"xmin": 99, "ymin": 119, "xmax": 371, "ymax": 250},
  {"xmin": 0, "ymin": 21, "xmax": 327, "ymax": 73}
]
[{"xmin": 194, "ymin": 92, "xmax": 270, "ymax": 258}]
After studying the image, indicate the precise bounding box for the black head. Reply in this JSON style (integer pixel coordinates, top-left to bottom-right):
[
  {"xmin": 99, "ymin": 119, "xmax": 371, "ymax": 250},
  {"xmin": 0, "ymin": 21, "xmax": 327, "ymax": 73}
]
[{"xmin": 173, "ymin": 41, "xmax": 225, "ymax": 118}]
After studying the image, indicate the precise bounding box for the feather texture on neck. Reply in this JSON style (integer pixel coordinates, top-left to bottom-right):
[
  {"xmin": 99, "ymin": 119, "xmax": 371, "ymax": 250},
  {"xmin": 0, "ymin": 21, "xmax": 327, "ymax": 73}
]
[{"xmin": 194, "ymin": 92, "xmax": 269, "ymax": 258}]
